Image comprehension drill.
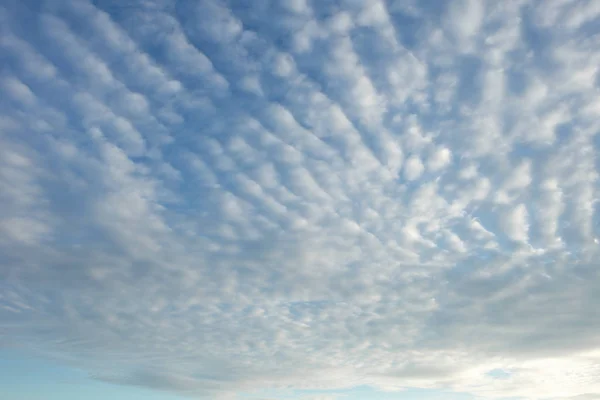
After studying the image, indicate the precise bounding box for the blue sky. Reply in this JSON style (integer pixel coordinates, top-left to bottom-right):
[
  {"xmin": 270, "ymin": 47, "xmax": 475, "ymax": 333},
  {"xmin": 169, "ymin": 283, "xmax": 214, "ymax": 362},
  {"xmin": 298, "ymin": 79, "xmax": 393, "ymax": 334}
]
[
  {"xmin": 1, "ymin": 0, "xmax": 600, "ymax": 399},
  {"xmin": 0, "ymin": 351, "xmax": 476, "ymax": 400}
]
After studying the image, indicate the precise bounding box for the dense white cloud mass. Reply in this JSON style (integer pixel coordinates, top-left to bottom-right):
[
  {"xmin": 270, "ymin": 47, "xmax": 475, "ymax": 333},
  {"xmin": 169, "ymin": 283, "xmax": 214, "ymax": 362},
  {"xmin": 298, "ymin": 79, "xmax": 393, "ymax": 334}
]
[{"xmin": 1, "ymin": 1, "xmax": 600, "ymax": 399}]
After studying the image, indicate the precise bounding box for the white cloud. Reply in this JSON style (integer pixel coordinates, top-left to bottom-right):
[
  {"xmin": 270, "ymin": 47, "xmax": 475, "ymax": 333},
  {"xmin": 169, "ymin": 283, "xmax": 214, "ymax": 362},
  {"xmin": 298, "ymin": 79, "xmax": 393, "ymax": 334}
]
[
  {"xmin": 2, "ymin": 1, "xmax": 600, "ymax": 400},
  {"xmin": 282, "ymin": 0, "xmax": 310, "ymax": 15},
  {"xmin": 3, "ymin": 76, "xmax": 36, "ymax": 105},
  {"xmin": 501, "ymin": 160, "xmax": 533, "ymax": 196},
  {"xmin": 427, "ymin": 147, "xmax": 452, "ymax": 172},
  {"xmin": 1, "ymin": 216, "xmax": 51, "ymax": 245},
  {"xmin": 326, "ymin": 11, "xmax": 354, "ymax": 34},
  {"xmin": 446, "ymin": 0, "xmax": 485, "ymax": 44},
  {"xmin": 403, "ymin": 155, "xmax": 424, "ymax": 181},
  {"xmin": 0, "ymin": 34, "xmax": 58, "ymax": 79},
  {"xmin": 501, "ymin": 203, "xmax": 530, "ymax": 243},
  {"xmin": 536, "ymin": 178, "xmax": 564, "ymax": 247},
  {"xmin": 293, "ymin": 20, "xmax": 321, "ymax": 53},
  {"xmin": 272, "ymin": 52, "xmax": 296, "ymax": 77}
]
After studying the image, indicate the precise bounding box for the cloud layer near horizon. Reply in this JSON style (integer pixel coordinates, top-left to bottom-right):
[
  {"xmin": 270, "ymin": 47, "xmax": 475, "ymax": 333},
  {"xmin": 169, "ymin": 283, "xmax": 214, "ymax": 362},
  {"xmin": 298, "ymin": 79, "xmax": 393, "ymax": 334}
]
[{"xmin": 1, "ymin": 0, "xmax": 600, "ymax": 399}]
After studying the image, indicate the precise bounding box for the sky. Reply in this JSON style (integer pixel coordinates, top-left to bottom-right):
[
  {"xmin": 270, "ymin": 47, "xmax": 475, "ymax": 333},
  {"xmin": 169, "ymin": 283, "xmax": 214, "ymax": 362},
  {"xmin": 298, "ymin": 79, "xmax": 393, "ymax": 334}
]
[{"xmin": 1, "ymin": 0, "xmax": 600, "ymax": 399}]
